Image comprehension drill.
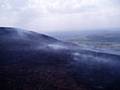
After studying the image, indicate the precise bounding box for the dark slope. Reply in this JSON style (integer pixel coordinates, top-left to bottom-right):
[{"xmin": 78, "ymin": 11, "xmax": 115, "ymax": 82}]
[
  {"xmin": 0, "ymin": 27, "xmax": 120, "ymax": 90},
  {"xmin": 0, "ymin": 27, "xmax": 59, "ymax": 50}
]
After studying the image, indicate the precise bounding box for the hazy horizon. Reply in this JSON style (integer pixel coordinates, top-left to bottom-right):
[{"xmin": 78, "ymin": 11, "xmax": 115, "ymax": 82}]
[{"xmin": 0, "ymin": 0, "xmax": 120, "ymax": 33}]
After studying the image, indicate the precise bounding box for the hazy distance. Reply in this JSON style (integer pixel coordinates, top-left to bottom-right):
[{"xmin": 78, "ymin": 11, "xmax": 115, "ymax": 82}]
[{"xmin": 0, "ymin": 0, "xmax": 120, "ymax": 33}]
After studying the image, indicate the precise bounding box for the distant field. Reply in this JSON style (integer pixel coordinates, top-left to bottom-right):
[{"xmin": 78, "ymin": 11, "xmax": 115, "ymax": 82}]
[
  {"xmin": 51, "ymin": 29, "xmax": 120, "ymax": 55},
  {"xmin": 68, "ymin": 31, "xmax": 120, "ymax": 55},
  {"xmin": 69, "ymin": 39, "xmax": 120, "ymax": 55}
]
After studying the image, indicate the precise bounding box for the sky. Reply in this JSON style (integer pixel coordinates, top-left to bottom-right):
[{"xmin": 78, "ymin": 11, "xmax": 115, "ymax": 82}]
[{"xmin": 0, "ymin": 0, "xmax": 120, "ymax": 32}]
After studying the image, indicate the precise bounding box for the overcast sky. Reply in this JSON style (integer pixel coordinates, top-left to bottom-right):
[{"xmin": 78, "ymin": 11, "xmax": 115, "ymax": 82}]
[{"xmin": 0, "ymin": 0, "xmax": 120, "ymax": 32}]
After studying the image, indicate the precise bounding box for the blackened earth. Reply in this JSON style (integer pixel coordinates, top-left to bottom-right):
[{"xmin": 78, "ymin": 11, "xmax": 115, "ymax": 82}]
[{"xmin": 0, "ymin": 27, "xmax": 120, "ymax": 90}]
